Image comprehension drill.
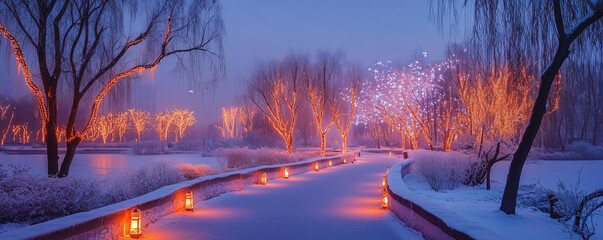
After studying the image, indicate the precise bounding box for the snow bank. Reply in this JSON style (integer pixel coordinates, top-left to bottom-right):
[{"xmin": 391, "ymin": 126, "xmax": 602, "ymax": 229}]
[
  {"xmin": 0, "ymin": 152, "xmax": 358, "ymax": 240},
  {"xmin": 386, "ymin": 160, "xmax": 507, "ymax": 240}
]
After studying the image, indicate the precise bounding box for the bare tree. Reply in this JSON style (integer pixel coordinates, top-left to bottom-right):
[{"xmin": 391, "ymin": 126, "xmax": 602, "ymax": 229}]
[
  {"xmin": 247, "ymin": 54, "xmax": 306, "ymax": 153},
  {"xmin": 306, "ymin": 50, "xmax": 343, "ymax": 156},
  {"xmin": 334, "ymin": 64, "xmax": 363, "ymax": 153},
  {"xmin": 0, "ymin": 0, "xmax": 224, "ymax": 177},
  {"xmin": 431, "ymin": 0, "xmax": 603, "ymax": 214}
]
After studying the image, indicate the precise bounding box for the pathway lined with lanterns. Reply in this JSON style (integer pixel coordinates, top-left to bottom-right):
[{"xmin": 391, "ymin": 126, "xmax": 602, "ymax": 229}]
[{"xmin": 143, "ymin": 153, "xmax": 423, "ymax": 240}]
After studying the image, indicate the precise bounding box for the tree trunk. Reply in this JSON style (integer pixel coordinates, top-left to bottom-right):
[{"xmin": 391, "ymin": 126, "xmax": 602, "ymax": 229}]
[
  {"xmin": 45, "ymin": 92, "xmax": 59, "ymax": 177},
  {"xmin": 286, "ymin": 136, "xmax": 293, "ymax": 154},
  {"xmin": 500, "ymin": 42, "xmax": 570, "ymax": 214},
  {"xmin": 59, "ymin": 139, "xmax": 81, "ymax": 177},
  {"xmin": 400, "ymin": 133, "xmax": 405, "ymax": 150},
  {"xmin": 320, "ymin": 133, "xmax": 327, "ymax": 156},
  {"xmin": 45, "ymin": 119, "xmax": 59, "ymax": 177},
  {"xmin": 341, "ymin": 134, "xmax": 347, "ymax": 153}
]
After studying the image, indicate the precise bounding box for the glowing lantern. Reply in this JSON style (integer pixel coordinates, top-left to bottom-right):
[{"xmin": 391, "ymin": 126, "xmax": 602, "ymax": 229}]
[
  {"xmin": 382, "ymin": 176, "xmax": 387, "ymax": 186},
  {"xmin": 185, "ymin": 189, "xmax": 194, "ymax": 211},
  {"xmin": 314, "ymin": 162, "xmax": 319, "ymax": 171},
  {"xmin": 260, "ymin": 172, "xmax": 267, "ymax": 185},
  {"xmin": 343, "ymin": 158, "xmax": 347, "ymax": 164},
  {"xmin": 389, "ymin": 151, "xmax": 392, "ymax": 156},
  {"xmin": 130, "ymin": 208, "xmax": 142, "ymax": 238},
  {"xmin": 382, "ymin": 190, "xmax": 388, "ymax": 209},
  {"xmin": 354, "ymin": 155, "xmax": 358, "ymax": 161},
  {"xmin": 284, "ymin": 168, "xmax": 289, "ymax": 179},
  {"xmin": 328, "ymin": 160, "xmax": 333, "ymax": 167}
]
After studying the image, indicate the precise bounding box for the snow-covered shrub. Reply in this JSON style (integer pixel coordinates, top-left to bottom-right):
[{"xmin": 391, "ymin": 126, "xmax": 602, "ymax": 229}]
[
  {"xmin": 104, "ymin": 161, "xmax": 185, "ymax": 202},
  {"xmin": 219, "ymin": 147, "xmax": 310, "ymax": 170},
  {"xmin": 176, "ymin": 164, "xmax": 214, "ymax": 180},
  {"xmin": 221, "ymin": 147, "xmax": 253, "ymax": 169},
  {"xmin": 413, "ymin": 150, "xmax": 475, "ymax": 191},
  {"xmin": 567, "ymin": 141, "xmax": 603, "ymax": 160},
  {"xmin": 0, "ymin": 161, "xmax": 207, "ymax": 226},
  {"xmin": 0, "ymin": 174, "xmax": 102, "ymax": 224},
  {"xmin": 517, "ymin": 184, "xmax": 549, "ymax": 213},
  {"xmin": 550, "ymin": 176, "xmax": 602, "ymax": 240}
]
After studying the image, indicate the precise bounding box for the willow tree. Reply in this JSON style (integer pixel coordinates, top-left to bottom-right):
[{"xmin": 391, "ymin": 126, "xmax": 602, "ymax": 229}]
[
  {"xmin": 0, "ymin": 0, "xmax": 224, "ymax": 177},
  {"xmin": 431, "ymin": 0, "xmax": 603, "ymax": 214}
]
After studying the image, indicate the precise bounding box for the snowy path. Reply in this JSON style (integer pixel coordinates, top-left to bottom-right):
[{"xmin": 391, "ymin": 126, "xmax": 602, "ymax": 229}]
[{"xmin": 143, "ymin": 153, "xmax": 423, "ymax": 240}]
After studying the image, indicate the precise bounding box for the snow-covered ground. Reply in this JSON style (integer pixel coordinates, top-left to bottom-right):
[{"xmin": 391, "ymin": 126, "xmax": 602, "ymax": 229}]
[
  {"xmin": 0, "ymin": 153, "xmax": 220, "ymax": 179},
  {"xmin": 404, "ymin": 159, "xmax": 603, "ymax": 240},
  {"xmin": 142, "ymin": 153, "xmax": 423, "ymax": 240}
]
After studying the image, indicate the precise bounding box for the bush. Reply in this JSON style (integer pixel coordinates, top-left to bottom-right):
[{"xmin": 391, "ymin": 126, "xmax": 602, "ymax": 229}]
[
  {"xmin": 413, "ymin": 150, "xmax": 475, "ymax": 191},
  {"xmin": 176, "ymin": 164, "xmax": 214, "ymax": 180},
  {"xmin": 0, "ymin": 161, "xmax": 188, "ymax": 226},
  {"xmin": 219, "ymin": 147, "xmax": 309, "ymax": 170}
]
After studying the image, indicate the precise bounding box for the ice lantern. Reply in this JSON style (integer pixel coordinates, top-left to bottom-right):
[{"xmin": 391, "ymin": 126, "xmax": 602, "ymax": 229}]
[
  {"xmin": 328, "ymin": 160, "xmax": 333, "ymax": 167},
  {"xmin": 130, "ymin": 208, "xmax": 142, "ymax": 238},
  {"xmin": 284, "ymin": 168, "xmax": 289, "ymax": 179},
  {"xmin": 185, "ymin": 189, "xmax": 194, "ymax": 211},
  {"xmin": 314, "ymin": 162, "xmax": 319, "ymax": 171}
]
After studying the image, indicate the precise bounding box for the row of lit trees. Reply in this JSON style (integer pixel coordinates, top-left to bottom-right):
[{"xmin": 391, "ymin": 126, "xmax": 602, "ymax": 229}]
[
  {"xmin": 0, "ymin": 107, "xmax": 196, "ymax": 145},
  {"xmin": 245, "ymin": 51, "xmax": 362, "ymax": 155},
  {"xmin": 354, "ymin": 52, "xmax": 548, "ymax": 153}
]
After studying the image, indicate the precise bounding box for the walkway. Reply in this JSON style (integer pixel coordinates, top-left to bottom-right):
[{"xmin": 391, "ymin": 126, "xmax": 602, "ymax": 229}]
[{"xmin": 143, "ymin": 152, "xmax": 423, "ymax": 240}]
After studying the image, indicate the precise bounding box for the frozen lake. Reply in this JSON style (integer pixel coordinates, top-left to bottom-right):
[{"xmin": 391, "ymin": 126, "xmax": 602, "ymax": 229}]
[{"xmin": 0, "ymin": 153, "xmax": 220, "ymax": 179}]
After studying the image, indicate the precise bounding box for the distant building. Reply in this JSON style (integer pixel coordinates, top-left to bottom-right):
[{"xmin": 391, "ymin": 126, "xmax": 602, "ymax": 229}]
[{"xmin": 132, "ymin": 81, "xmax": 156, "ymax": 114}]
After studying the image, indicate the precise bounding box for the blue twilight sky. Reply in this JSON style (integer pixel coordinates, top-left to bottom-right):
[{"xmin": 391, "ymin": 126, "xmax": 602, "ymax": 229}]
[{"xmin": 0, "ymin": 0, "xmax": 467, "ymax": 126}]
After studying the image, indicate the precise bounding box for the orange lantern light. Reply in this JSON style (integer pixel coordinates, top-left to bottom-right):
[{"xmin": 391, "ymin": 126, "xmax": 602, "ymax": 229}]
[
  {"xmin": 185, "ymin": 189, "xmax": 194, "ymax": 211},
  {"xmin": 314, "ymin": 162, "xmax": 319, "ymax": 171},
  {"xmin": 381, "ymin": 190, "xmax": 388, "ymax": 209},
  {"xmin": 354, "ymin": 155, "xmax": 358, "ymax": 161},
  {"xmin": 343, "ymin": 158, "xmax": 347, "ymax": 164},
  {"xmin": 260, "ymin": 172, "xmax": 267, "ymax": 185},
  {"xmin": 382, "ymin": 176, "xmax": 387, "ymax": 186},
  {"xmin": 328, "ymin": 160, "xmax": 333, "ymax": 167},
  {"xmin": 130, "ymin": 208, "xmax": 142, "ymax": 238},
  {"xmin": 284, "ymin": 168, "xmax": 289, "ymax": 179},
  {"xmin": 389, "ymin": 151, "xmax": 392, "ymax": 156}
]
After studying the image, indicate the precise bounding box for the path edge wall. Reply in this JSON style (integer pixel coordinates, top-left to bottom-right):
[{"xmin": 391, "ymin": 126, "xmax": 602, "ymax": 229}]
[
  {"xmin": 0, "ymin": 152, "xmax": 358, "ymax": 240},
  {"xmin": 385, "ymin": 159, "xmax": 508, "ymax": 240}
]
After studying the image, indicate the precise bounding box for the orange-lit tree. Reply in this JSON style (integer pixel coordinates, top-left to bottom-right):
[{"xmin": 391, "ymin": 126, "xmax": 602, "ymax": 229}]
[
  {"xmin": 248, "ymin": 54, "xmax": 305, "ymax": 153},
  {"xmin": 239, "ymin": 104, "xmax": 256, "ymax": 135},
  {"xmin": 155, "ymin": 110, "xmax": 174, "ymax": 142},
  {"xmin": 129, "ymin": 109, "xmax": 151, "ymax": 142},
  {"xmin": 220, "ymin": 107, "xmax": 239, "ymax": 139},
  {"xmin": 96, "ymin": 114, "xmax": 114, "ymax": 144},
  {"xmin": 0, "ymin": 1, "xmax": 223, "ymax": 177},
  {"xmin": 334, "ymin": 66, "xmax": 363, "ymax": 153},
  {"xmin": 306, "ymin": 51, "xmax": 343, "ymax": 156},
  {"xmin": 0, "ymin": 104, "xmax": 14, "ymax": 145},
  {"xmin": 114, "ymin": 112, "xmax": 129, "ymax": 142},
  {"xmin": 172, "ymin": 109, "xmax": 196, "ymax": 141}
]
